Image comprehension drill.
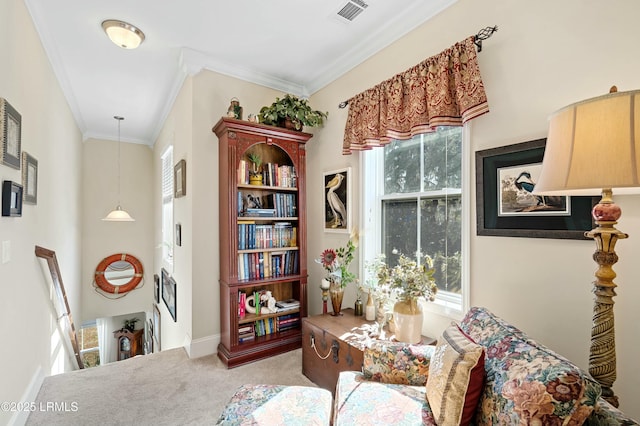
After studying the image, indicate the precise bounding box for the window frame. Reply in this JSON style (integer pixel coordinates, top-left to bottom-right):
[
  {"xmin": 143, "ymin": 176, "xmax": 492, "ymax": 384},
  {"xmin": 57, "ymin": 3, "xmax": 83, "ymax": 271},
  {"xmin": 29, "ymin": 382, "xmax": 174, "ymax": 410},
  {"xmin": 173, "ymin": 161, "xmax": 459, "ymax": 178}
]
[
  {"xmin": 161, "ymin": 146, "xmax": 174, "ymax": 267},
  {"xmin": 359, "ymin": 125, "xmax": 471, "ymax": 320}
]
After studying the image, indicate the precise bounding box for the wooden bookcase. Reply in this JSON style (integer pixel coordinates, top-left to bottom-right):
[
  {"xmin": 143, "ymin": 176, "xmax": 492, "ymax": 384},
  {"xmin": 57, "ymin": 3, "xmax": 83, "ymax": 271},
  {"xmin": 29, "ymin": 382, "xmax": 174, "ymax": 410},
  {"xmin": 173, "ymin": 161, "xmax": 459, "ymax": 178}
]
[{"xmin": 213, "ymin": 117, "xmax": 312, "ymax": 368}]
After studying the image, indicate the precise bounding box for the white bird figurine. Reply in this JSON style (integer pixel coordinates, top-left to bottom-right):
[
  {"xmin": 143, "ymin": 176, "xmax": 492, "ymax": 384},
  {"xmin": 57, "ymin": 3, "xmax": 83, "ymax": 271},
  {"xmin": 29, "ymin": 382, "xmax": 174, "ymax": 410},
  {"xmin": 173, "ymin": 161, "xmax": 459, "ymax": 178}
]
[{"xmin": 326, "ymin": 173, "xmax": 346, "ymax": 228}]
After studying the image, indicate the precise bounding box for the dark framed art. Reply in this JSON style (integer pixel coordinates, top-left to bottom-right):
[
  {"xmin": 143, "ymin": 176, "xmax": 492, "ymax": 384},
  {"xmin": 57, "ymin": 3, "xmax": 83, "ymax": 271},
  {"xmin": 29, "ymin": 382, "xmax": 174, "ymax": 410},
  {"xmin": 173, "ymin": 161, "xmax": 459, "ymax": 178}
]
[
  {"xmin": 2, "ymin": 180, "xmax": 23, "ymax": 217},
  {"xmin": 475, "ymin": 139, "xmax": 596, "ymax": 239},
  {"xmin": 174, "ymin": 159, "xmax": 186, "ymax": 198},
  {"xmin": 323, "ymin": 167, "xmax": 351, "ymax": 233},
  {"xmin": 175, "ymin": 223, "xmax": 182, "ymax": 247},
  {"xmin": 162, "ymin": 274, "xmax": 177, "ymax": 322},
  {"xmin": 22, "ymin": 152, "xmax": 38, "ymax": 204},
  {"xmin": 153, "ymin": 273, "xmax": 160, "ymax": 303},
  {"xmin": 1, "ymin": 98, "xmax": 21, "ymax": 170}
]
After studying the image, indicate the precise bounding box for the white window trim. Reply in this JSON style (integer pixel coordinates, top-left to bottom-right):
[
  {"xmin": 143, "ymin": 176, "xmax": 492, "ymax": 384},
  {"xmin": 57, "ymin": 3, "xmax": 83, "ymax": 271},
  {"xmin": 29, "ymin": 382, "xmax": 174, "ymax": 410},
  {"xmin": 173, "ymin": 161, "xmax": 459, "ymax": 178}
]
[
  {"xmin": 161, "ymin": 146, "xmax": 174, "ymax": 268},
  {"xmin": 358, "ymin": 124, "xmax": 471, "ymax": 321}
]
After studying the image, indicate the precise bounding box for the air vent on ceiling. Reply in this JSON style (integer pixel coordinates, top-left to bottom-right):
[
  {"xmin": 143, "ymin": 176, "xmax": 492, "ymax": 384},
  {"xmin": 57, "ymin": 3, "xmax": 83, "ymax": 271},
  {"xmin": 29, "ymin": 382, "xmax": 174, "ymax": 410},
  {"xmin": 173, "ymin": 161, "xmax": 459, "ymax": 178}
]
[{"xmin": 336, "ymin": 0, "xmax": 369, "ymax": 22}]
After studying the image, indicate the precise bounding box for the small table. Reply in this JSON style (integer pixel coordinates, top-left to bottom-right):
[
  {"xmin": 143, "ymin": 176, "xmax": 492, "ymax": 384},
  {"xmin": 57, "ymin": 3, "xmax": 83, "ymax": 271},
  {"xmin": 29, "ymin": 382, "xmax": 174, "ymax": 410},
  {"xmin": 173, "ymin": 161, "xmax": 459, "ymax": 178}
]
[{"xmin": 301, "ymin": 308, "xmax": 435, "ymax": 393}]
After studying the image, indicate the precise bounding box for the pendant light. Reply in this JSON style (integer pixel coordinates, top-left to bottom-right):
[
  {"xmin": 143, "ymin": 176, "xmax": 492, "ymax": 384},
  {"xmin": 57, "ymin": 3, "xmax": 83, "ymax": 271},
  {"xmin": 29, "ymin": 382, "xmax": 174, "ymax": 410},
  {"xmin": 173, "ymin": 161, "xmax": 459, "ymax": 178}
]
[{"xmin": 103, "ymin": 116, "xmax": 134, "ymax": 221}]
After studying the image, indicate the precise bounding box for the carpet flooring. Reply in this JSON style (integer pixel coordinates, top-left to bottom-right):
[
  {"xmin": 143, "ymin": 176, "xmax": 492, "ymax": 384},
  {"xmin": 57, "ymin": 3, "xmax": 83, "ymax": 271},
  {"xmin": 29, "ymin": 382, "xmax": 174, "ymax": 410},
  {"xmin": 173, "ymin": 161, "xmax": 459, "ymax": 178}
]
[{"xmin": 26, "ymin": 348, "xmax": 315, "ymax": 425}]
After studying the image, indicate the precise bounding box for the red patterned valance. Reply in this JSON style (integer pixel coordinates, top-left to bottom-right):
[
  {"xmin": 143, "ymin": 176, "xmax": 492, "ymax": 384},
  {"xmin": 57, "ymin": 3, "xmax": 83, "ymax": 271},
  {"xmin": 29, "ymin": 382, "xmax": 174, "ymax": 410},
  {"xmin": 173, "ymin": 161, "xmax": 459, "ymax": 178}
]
[{"xmin": 342, "ymin": 36, "xmax": 489, "ymax": 155}]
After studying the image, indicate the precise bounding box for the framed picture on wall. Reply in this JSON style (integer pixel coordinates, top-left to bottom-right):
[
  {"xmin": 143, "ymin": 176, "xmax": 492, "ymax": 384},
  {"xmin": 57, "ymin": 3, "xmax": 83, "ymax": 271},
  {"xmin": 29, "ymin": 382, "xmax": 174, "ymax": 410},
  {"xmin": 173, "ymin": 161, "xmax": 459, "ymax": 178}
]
[
  {"xmin": 2, "ymin": 180, "xmax": 23, "ymax": 217},
  {"xmin": 475, "ymin": 139, "xmax": 596, "ymax": 239},
  {"xmin": 323, "ymin": 167, "xmax": 351, "ymax": 233},
  {"xmin": 174, "ymin": 159, "xmax": 186, "ymax": 198},
  {"xmin": 22, "ymin": 152, "xmax": 38, "ymax": 204},
  {"xmin": 153, "ymin": 274, "xmax": 160, "ymax": 303},
  {"xmin": 162, "ymin": 275, "xmax": 177, "ymax": 322},
  {"xmin": 1, "ymin": 98, "xmax": 21, "ymax": 170}
]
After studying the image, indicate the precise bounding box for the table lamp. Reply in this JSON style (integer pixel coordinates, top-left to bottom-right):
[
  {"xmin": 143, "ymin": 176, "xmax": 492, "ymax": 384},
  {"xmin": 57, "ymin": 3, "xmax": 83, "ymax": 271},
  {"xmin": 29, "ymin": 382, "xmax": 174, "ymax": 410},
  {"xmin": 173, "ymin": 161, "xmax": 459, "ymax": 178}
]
[{"xmin": 534, "ymin": 86, "xmax": 640, "ymax": 407}]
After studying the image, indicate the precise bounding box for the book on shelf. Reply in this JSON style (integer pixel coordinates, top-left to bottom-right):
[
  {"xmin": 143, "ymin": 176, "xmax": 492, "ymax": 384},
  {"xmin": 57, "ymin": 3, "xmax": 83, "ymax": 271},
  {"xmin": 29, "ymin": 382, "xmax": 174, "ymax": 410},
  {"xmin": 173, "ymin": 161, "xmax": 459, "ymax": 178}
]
[
  {"xmin": 276, "ymin": 299, "xmax": 300, "ymax": 309},
  {"xmin": 244, "ymin": 208, "xmax": 276, "ymax": 217}
]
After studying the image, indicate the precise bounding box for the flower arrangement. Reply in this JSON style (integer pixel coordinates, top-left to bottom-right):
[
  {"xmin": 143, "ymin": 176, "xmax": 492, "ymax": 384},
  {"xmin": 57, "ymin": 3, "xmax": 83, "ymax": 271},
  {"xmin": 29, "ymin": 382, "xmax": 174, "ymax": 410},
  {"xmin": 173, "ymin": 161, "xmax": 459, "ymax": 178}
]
[
  {"xmin": 368, "ymin": 252, "xmax": 437, "ymax": 303},
  {"xmin": 317, "ymin": 237, "xmax": 357, "ymax": 290}
]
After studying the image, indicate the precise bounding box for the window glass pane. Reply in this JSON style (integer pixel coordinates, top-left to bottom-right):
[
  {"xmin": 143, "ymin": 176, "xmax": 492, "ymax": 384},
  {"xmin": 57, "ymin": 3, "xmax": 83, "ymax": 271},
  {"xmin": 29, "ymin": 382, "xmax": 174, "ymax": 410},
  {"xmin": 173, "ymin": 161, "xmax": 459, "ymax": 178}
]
[
  {"xmin": 422, "ymin": 127, "xmax": 462, "ymax": 191},
  {"xmin": 420, "ymin": 196, "xmax": 462, "ymax": 294},
  {"xmin": 381, "ymin": 199, "xmax": 417, "ymax": 262},
  {"xmin": 384, "ymin": 139, "xmax": 420, "ymax": 194}
]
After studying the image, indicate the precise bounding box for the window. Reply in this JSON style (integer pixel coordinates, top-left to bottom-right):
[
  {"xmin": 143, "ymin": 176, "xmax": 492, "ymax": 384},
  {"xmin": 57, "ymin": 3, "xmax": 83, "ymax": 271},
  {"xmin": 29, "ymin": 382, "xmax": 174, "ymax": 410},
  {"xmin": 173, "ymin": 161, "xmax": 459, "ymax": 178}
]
[
  {"xmin": 79, "ymin": 322, "xmax": 100, "ymax": 368},
  {"xmin": 161, "ymin": 146, "xmax": 174, "ymax": 265},
  {"xmin": 362, "ymin": 127, "xmax": 468, "ymax": 316}
]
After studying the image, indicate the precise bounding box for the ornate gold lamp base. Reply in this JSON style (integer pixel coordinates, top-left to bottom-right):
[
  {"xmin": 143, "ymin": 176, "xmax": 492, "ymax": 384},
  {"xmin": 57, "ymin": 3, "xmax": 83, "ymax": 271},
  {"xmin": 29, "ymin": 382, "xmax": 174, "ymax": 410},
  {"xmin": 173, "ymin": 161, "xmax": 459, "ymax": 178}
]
[{"xmin": 585, "ymin": 189, "xmax": 626, "ymax": 408}]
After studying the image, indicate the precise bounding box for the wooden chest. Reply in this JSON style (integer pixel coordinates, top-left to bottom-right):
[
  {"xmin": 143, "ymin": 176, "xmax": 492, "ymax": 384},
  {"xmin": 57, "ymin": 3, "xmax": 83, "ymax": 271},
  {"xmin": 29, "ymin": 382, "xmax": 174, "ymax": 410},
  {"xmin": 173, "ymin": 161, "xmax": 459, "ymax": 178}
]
[
  {"xmin": 302, "ymin": 308, "xmax": 438, "ymax": 393},
  {"xmin": 301, "ymin": 309, "xmax": 373, "ymax": 393}
]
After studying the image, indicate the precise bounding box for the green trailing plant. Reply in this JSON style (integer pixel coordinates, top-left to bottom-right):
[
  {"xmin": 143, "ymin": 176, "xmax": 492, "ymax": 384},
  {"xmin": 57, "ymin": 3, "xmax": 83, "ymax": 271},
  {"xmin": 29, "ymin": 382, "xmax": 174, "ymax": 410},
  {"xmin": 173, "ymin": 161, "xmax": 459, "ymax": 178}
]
[{"xmin": 259, "ymin": 94, "xmax": 328, "ymax": 130}]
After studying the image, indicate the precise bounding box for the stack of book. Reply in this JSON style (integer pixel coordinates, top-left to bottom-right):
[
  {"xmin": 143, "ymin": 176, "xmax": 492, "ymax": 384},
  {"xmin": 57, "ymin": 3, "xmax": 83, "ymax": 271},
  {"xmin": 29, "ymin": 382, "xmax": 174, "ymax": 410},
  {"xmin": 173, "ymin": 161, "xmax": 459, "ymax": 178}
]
[
  {"xmin": 275, "ymin": 298, "xmax": 300, "ymax": 312},
  {"xmin": 276, "ymin": 313, "xmax": 300, "ymax": 332},
  {"xmin": 238, "ymin": 323, "xmax": 255, "ymax": 343}
]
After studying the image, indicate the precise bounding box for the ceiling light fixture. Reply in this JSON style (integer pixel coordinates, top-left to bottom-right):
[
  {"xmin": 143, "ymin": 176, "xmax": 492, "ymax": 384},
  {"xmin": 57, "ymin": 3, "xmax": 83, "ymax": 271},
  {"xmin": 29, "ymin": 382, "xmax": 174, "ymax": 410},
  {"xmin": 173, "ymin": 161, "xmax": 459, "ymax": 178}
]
[
  {"xmin": 101, "ymin": 19, "xmax": 145, "ymax": 49},
  {"xmin": 103, "ymin": 116, "xmax": 134, "ymax": 222}
]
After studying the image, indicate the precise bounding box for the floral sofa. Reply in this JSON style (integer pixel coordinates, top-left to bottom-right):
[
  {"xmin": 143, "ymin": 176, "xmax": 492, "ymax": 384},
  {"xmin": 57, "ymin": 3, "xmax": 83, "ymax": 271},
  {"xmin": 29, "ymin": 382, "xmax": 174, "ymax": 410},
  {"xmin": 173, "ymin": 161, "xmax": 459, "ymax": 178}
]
[
  {"xmin": 216, "ymin": 307, "xmax": 638, "ymax": 425},
  {"xmin": 333, "ymin": 306, "xmax": 639, "ymax": 425}
]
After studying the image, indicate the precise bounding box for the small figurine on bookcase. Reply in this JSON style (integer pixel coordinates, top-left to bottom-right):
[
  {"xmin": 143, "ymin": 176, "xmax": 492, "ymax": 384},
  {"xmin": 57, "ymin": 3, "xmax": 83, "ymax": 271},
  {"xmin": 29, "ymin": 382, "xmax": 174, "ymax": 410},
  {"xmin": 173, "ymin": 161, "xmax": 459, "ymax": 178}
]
[{"xmin": 227, "ymin": 97, "xmax": 243, "ymax": 120}]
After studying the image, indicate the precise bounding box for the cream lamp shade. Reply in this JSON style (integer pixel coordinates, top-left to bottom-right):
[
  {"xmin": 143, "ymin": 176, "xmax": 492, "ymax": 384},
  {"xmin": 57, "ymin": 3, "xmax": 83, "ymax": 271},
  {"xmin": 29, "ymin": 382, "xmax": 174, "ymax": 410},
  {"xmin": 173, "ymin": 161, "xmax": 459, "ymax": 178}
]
[
  {"xmin": 102, "ymin": 20, "xmax": 145, "ymax": 49},
  {"xmin": 103, "ymin": 205, "xmax": 134, "ymax": 222},
  {"xmin": 534, "ymin": 87, "xmax": 640, "ymax": 196}
]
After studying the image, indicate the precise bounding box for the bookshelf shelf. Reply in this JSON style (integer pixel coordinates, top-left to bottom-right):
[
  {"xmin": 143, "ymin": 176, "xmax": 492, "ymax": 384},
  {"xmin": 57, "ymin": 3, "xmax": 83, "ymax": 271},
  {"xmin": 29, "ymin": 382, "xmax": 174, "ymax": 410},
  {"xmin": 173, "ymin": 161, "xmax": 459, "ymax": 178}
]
[{"xmin": 213, "ymin": 117, "xmax": 311, "ymax": 368}]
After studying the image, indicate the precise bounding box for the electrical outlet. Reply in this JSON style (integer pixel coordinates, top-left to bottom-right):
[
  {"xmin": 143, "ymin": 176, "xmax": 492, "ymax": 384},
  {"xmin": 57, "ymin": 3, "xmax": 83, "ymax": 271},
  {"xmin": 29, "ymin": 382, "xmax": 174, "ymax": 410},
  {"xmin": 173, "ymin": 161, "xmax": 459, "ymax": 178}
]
[{"xmin": 2, "ymin": 240, "xmax": 10, "ymax": 264}]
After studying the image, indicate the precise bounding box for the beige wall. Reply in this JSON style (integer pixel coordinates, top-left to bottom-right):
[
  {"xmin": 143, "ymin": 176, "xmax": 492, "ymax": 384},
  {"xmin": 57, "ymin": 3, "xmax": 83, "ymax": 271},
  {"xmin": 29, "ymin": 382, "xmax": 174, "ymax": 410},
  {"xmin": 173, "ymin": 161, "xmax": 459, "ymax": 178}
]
[
  {"xmin": 151, "ymin": 70, "xmax": 286, "ymax": 353},
  {"xmin": 81, "ymin": 138, "xmax": 154, "ymax": 322},
  {"xmin": 0, "ymin": 0, "xmax": 83, "ymax": 424},
  {"xmin": 309, "ymin": 0, "xmax": 640, "ymax": 417}
]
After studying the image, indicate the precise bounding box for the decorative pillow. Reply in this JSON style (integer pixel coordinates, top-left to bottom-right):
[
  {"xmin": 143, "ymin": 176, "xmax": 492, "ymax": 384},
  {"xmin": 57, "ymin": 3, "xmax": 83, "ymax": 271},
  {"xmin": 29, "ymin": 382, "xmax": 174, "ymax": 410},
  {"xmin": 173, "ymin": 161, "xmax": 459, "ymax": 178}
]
[
  {"xmin": 363, "ymin": 342, "xmax": 435, "ymax": 386},
  {"xmin": 426, "ymin": 322, "xmax": 485, "ymax": 426}
]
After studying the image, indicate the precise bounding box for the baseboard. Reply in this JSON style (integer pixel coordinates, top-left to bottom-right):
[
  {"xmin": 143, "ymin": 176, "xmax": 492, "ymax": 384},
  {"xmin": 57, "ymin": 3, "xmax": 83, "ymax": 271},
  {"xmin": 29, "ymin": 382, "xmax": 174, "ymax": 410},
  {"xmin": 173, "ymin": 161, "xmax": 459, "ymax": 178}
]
[
  {"xmin": 9, "ymin": 365, "xmax": 45, "ymax": 426},
  {"xmin": 184, "ymin": 333, "xmax": 219, "ymax": 359}
]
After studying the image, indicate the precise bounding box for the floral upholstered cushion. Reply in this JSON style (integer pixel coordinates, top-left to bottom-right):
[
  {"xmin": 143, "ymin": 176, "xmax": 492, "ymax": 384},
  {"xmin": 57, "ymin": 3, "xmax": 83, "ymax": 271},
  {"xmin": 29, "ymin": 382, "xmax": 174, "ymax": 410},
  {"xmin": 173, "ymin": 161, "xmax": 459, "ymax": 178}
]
[
  {"xmin": 459, "ymin": 307, "xmax": 602, "ymax": 425},
  {"xmin": 362, "ymin": 342, "xmax": 435, "ymax": 385},
  {"xmin": 426, "ymin": 322, "xmax": 485, "ymax": 426},
  {"xmin": 215, "ymin": 384, "xmax": 332, "ymax": 426},
  {"xmin": 334, "ymin": 371, "xmax": 437, "ymax": 426}
]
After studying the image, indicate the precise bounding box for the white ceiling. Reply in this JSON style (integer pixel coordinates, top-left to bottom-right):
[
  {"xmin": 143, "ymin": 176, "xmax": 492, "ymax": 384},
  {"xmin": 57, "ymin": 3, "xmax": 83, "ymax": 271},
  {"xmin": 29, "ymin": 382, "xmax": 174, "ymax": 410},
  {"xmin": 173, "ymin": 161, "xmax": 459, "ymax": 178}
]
[{"xmin": 24, "ymin": 0, "xmax": 456, "ymax": 145}]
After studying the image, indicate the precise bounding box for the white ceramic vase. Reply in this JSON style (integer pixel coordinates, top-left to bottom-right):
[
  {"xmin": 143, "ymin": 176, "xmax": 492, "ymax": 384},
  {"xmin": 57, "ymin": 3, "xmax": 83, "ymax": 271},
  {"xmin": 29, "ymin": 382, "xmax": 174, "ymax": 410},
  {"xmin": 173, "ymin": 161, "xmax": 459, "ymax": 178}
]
[{"xmin": 393, "ymin": 299, "xmax": 423, "ymax": 343}]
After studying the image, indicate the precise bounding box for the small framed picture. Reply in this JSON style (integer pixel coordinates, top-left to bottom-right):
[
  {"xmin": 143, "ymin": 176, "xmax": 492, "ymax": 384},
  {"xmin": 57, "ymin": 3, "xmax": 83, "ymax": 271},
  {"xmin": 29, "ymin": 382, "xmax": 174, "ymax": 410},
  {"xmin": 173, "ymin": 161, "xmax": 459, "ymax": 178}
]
[
  {"xmin": 174, "ymin": 159, "xmax": 186, "ymax": 198},
  {"xmin": 162, "ymin": 274, "xmax": 177, "ymax": 322},
  {"xmin": 175, "ymin": 223, "xmax": 182, "ymax": 247},
  {"xmin": 154, "ymin": 274, "xmax": 160, "ymax": 303},
  {"xmin": 323, "ymin": 167, "xmax": 351, "ymax": 233},
  {"xmin": 1, "ymin": 98, "xmax": 21, "ymax": 170},
  {"xmin": 22, "ymin": 152, "xmax": 38, "ymax": 204},
  {"xmin": 2, "ymin": 180, "xmax": 23, "ymax": 217}
]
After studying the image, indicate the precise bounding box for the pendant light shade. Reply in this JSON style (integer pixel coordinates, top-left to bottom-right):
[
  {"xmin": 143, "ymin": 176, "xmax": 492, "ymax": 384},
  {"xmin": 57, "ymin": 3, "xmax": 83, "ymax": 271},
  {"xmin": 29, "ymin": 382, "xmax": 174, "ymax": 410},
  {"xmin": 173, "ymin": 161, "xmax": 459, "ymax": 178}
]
[
  {"xmin": 103, "ymin": 116, "xmax": 135, "ymax": 222},
  {"xmin": 103, "ymin": 205, "xmax": 134, "ymax": 221}
]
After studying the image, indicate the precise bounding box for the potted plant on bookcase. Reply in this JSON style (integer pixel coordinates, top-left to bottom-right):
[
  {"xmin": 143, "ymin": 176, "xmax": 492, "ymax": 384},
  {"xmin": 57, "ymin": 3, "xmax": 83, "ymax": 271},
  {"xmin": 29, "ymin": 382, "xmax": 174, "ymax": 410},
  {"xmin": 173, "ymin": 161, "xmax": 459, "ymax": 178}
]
[
  {"xmin": 259, "ymin": 94, "xmax": 328, "ymax": 131},
  {"xmin": 247, "ymin": 153, "xmax": 263, "ymax": 185}
]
